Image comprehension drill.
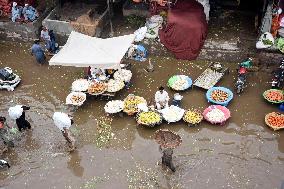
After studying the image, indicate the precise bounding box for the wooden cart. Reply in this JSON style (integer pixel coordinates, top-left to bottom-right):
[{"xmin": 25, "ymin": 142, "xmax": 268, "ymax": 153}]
[{"xmin": 193, "ymin": 62, "xmax": 229, "ymax": 90}]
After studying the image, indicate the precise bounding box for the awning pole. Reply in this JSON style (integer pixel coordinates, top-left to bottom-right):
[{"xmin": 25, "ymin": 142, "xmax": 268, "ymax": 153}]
[{"xmin": 107, "ymin": 0, "xmax": 114, "ymax": 37}]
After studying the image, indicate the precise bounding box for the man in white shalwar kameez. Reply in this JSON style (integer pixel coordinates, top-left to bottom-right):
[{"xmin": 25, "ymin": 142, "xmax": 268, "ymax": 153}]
[{"xmin": 155, "ymin": 86, "xmax": 169, "ymax": 110}]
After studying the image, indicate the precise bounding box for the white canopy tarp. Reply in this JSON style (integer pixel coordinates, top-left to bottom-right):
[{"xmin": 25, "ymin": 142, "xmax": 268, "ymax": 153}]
[{"xmin": 49, "ymin": 31, "xmax": 135, "ymax": 69}]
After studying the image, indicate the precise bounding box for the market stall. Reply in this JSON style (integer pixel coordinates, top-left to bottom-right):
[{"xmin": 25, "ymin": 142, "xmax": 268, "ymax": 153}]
[
  {"xmin": 49, "ymin": 31, "xmax": 136, "ymax": 106},
  {"xmin": 257, "ymin": 0, "xmax": 284, "ymax": 54}
]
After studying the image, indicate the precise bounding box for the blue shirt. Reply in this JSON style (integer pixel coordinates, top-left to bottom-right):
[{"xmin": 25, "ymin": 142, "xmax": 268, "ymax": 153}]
[
  {"xmin": 31, "ymin": 44, "xmax": 45, "ymax": 63},
  {"xmin": 31, "ymin": 44, "xmax": 43, "ymax": 55}
]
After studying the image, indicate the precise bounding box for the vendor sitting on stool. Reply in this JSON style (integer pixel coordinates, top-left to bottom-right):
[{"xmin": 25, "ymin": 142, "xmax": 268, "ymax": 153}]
[{"xmin": 172, "ymin": 93, "xmax": 183, "ymax": 107}]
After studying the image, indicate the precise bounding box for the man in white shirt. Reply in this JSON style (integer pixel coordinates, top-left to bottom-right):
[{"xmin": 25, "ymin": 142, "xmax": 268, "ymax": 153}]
[
  {"xmin": 40, "ymin": 26, "xmax": 51, "ymax": 51},
  {"xmin": 155, "ymin": 86, "xmax": 169, "ymax": 110}
]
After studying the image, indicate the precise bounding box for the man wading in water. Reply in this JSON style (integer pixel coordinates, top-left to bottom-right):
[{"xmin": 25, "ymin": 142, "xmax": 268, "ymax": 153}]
[
  {"xmin": 159, "ymin": 145, "xmax": 176, "ymax": 172},
  {"xmin": 155, "ymin": 129, "xmax": 181, "ymax": 172},
  {"xmin": 16, "ymin": 106, "xmax": 31, "ymax": 132},
  {"xmin": 61, "ymin": 119, "xmax": 75, "ymax": 151}
]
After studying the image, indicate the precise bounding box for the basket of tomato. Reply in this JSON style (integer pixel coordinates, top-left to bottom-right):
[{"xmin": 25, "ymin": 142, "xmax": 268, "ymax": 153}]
[
  {"xmin": 263, "ymin": 89, "xmax": 284, "ymax": 104},
  {"xmin": 206, "ymin": 87, "xmax": 233, "ymax": 106},
  {"xmin": 265, "ymin": 112, "xmax": 284, "ymax": 130}
]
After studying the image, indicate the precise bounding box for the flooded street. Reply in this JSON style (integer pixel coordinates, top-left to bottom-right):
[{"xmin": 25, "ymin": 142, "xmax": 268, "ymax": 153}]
[{"xmin": 0, "ymin": 41, "xmax": 283, "ymax": 189}]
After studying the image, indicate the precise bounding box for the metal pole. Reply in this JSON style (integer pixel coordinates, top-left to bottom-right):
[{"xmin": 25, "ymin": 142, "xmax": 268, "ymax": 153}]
[{"xmin": 107, "ymin": 0, "xmax": 114, "ymax": 37}]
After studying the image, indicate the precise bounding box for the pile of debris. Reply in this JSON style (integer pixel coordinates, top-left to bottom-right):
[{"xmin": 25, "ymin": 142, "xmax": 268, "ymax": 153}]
[{"xmin": 70, "ymin": 9, "xmax": 99, "ymax": 36}]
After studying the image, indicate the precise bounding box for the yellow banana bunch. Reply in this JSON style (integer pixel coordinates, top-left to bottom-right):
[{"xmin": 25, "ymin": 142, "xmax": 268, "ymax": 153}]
[
  {"xmin": 183, "ymin": 110, "xmax": 203, "ymax": 124},
  {"xmin": 138, "ymin": 111, "xmax": 161, "ymax": 125},
  {"xmin": 124, "ymin": 96, "xmax": 147, "ymax": 114}
]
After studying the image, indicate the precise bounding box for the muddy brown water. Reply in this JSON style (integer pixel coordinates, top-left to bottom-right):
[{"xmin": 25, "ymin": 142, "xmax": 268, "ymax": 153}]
[{"xmin": 0, "ymin": 41, "xmax": 283, "ymax": 189}]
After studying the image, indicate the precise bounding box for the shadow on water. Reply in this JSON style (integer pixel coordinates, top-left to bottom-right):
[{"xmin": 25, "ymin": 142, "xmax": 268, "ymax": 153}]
[{"xmin": 67, "ymin": 150, "xmax": 84, "ymax": 177}]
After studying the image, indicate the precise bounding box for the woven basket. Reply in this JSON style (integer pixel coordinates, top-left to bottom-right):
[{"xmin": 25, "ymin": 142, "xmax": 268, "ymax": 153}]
[
  {"xmin": 263, "ymin": 89, "xmax": 284, "ymax": 104},
  {"xmin": 87, "ymin": 82, "xmax": 107, "ymax": 95},
  {"xmin": 136, "ymin": 111, "xmax": 162, "ymax": 127},
  {"xmin": 123, "ymin": 95, "xmax": 147, "ymax": 116},
  {"xmin": 265, "ymin": 112, "xmax": 284, "ymax": 131},
  {"xmin": 167, "ymin": 75, "xmax": 192, "ymax": 91},
  {"xmin": 203, "ymin": 105, "xmax": 230, "ymax": 124},
  {"xmin": 183, "ymin": 109, "xmax": 203, "ymax": 126}
]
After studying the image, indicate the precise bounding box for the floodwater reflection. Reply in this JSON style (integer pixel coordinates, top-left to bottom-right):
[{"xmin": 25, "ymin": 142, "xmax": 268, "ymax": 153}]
[
  {"xmin": 67, "ymin": 150, "xmax": 84, "ymax": 177},
  {"xmin": 0, "ymin": 41, "xmax": 283, "ymax": 188}
]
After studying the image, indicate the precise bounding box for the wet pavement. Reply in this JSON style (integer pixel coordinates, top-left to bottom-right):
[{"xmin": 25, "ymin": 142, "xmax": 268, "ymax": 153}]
[{"xmin": 0, "ymin": 40, "xmax": 283, "ymax": 189}]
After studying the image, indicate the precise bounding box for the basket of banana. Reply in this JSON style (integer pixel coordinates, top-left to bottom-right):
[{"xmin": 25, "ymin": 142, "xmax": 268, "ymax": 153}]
[
  {"xmin": 183, "ymin": 109, "xmax": 203, "ymax": 126},
  {"xmin": 136, "ymin": 111, "xmax": 162, "ymax": 127},
  {"xmin": 123, "ymin": 94, "xmax": 147, "ymax": 115}
]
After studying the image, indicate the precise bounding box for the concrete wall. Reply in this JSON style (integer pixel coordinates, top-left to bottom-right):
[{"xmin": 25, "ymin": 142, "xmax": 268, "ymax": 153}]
[
  {"xmin": 42, "ymin": 6, "xmax": 74, "ymax": 35},
  {"xmin": 42, "ymin": 6, "xmax": 109, "ymax": 37}
]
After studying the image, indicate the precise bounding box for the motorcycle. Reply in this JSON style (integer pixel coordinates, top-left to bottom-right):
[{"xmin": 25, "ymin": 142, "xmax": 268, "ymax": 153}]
[
  {"xmin": 271, "ymin": 62, "xmax": 284, "ymax": 88},
  {"xmin": 0, "ymin": 67, "xmax": 21, "ymax": 91},
  {"xmin": 235, "ymin": 66, "xmax": 247, "ymax": 94},
  {"xmin": 235, "ymin": 57, "xmax": 260, "ymax": 94}
]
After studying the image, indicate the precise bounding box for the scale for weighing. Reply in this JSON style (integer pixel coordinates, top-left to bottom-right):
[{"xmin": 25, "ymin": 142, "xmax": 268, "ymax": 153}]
[{"xmin": 193, "ymin": 62, "xmax": 229, "ymax": 90}]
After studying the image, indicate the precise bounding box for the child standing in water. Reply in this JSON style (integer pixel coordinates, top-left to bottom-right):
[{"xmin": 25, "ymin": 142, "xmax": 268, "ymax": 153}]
[{"xmin": 172, "ymin": 93, "xmax": 183, "ymax": 107}]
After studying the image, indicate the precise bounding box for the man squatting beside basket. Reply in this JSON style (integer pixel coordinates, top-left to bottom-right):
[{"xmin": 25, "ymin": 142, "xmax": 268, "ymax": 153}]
[{"xmin": 155, "ymin": 86, "xmax": 169, "ymax": 110}]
